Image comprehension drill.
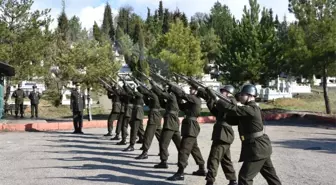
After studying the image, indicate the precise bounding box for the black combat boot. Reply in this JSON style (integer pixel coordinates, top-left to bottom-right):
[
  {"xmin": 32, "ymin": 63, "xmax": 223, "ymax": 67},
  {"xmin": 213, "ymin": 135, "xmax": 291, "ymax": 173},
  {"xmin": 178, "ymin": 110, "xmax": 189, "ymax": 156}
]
[
  {"xmin": 136, "ymin": 138, "xmax": 143, "ymax": 144},
  {"xmin": 167, "ymin": 168, "xmax": 185, "ymax": 181},
  {"xmin": 111, "ymin": 135, "xmax": 120, "ymax": 140},
  {"xmin": 122, "ymin": 145, "xmax": 135, "ymax": 152},
  {"xmin": 192, "ymin": 164, "xmax": 207, "ymax": 176},
  {"xmin": 205, "ymin": 181, "xmax": 214, "ymax": 185},
  {"xmin": 135, "ymin": 150, "xmax": 148, "ymax": 160},
  {"xmin": 104, "ymin": 132, "xmax": 112, "ymax": 136},
  {"xmin": 228, "ymin": 180, "xmax": 238, "ymax": 185},
  {"xmin": 116, "ymin": 140, "xmax": 127, "ymax": 145},
  {"xmin": 154, "ymin": 160, "xmax": 168, "ymax": 169}
]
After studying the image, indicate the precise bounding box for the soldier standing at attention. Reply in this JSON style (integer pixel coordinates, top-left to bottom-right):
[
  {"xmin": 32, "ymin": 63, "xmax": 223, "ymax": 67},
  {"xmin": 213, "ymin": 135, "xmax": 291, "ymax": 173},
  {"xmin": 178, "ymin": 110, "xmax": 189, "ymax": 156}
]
[
  {"xmin": 216, "ymin": 84, "xmax": 281, "ymax": 185},
  {"xmin": 28, "ymin": 85, "xmax": 41, "ymax": 118},
  {"xmin": 111, "ymin": 85, "xmax": 127, "ymax": 141},
  {"xmin": 104, "ymin": 85, "xmax": 122, "ymax": 137},
  {"xmin": 123, "ymin": 84, "xmax": 145, "ymax": 152},
  {"xmin": 204, "ymin": 85, "xmax": 238, "ymax": 185},
  {"xmin": 12, "ymin": 83, "xmax": 26, "ymax": 118},
  {"xmin": 70, "ymin": 83, "xmax": 86, "ymax": 134},
  {"xmin": 151, "ymin": 82, "xmax": 181, "ymax": 169},
  {"xmin": 167, "ymin": 84, "xmax": 206, "ymax": 181},
  {"xmin": 135, "ymin": 85, "xmax": 162, "ymax": 159}
]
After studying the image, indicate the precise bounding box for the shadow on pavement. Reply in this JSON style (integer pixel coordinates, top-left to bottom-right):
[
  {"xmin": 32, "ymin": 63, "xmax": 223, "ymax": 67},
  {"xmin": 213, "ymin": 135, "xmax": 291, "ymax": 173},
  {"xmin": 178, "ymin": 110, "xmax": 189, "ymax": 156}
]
[
  {"xmin": 273, "ymin": 137, "xmax": 336, "ymax": 154},
  {"xmin": 265, "ymin": 117, "xmax": 336, "ymax": 129}
]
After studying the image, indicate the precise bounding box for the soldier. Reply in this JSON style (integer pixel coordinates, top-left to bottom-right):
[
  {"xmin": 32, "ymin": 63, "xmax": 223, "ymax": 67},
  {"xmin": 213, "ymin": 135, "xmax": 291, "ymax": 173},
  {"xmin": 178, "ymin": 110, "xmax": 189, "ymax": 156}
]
[
  {"xmin": 116, "ymin": 82, "xmax": 133, "ymax": 145},
  {"xmin": 123, "ymin": 83, "xmax": 145, "ymax": 152},
  {"xmin": 167, "ymin": 84, "xmax": 206, "ymax": 181},
  {"xmin": 151, "ymin": 81, "xmax": 181, "ymax": 169},
  {"xmin": 135, "ymin": 85, "xmax": 162, "ymax": 159},
  {"xmin": 111, "ymin": 85, "xmax": 126, "ymax": 141},
  {"xmin": 104, "ymin": 85, "xmax": 122, "ymax": 137},
  {"xmin": 28, "ymin": 85, "xmax": 41, "ymax": 118},
  {"xmin": 204, "ymin": 85, "xmax": 238, "ymax": 185},
  {"xmin": 12, "ymin": 83, "xmax": 26, "ymax": 118},
  {"xmin": 216, "ymin": 84, "xmax": 281, "ymax": 185},
  {"xmin": 70, "ymin": 82, "xmax": 86, "ymax": 134}
]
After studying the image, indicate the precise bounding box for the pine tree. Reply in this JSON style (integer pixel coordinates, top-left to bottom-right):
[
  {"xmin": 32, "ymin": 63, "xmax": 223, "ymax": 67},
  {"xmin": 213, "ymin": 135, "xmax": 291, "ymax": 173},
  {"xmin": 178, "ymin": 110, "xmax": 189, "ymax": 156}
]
[
  {"xmin": 102, "ymin": 2, "xmax": 115, "ymax": 41},
  {"xmin": 57, "ymin": 0, "xmax": 68, "ymax": 41},
  {"xmin": 162, "ymin": 9, "xmax": 170, "ymax": 34},
  {"xmin": 158, "ymin": 1, "xmax": 164, "ymax": 21},
  {"xmin": 133, "ymin": 22, "xmax": 141, "ymax": 43},
  {"xmin": 93, "ymin": 21, "xmax": 102, "ymax": 42},
  {"xmin": 180, "ymin": 13, "xmax": 188, "ymax": 27}
]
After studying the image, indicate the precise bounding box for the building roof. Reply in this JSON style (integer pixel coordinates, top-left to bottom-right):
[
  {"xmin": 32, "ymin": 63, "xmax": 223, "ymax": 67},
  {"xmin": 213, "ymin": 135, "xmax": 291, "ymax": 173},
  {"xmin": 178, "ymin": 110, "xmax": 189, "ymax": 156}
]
[{"xmin": 0, "ymin": 62, "xmax": 15, "ymax": 76}]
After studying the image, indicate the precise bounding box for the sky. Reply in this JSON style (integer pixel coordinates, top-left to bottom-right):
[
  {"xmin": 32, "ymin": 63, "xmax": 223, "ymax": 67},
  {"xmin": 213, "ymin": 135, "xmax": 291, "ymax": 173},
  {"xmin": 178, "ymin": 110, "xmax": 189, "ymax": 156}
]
[{"xmin": 31, "ymin": 0, "xmax": 296, "ymax": 30}]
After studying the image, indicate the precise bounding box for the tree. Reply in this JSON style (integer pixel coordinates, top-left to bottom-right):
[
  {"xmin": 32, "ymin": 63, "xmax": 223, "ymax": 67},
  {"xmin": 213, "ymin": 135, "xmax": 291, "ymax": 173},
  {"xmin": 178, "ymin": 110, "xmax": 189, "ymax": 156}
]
[
  {"xmin": 154, "ymin": 19, "xmax": 204, "ymax": 77},
  {"xmin": 101, "ymin": 2, "xmax": 115, "ymax": 41},
  {"xmin": 162, "ymin": 9, "xmax": 170, "ymax": 34},
  {"xmin": 158, "ymin": 1, "xmax": 164, "ymax": 21},
  {"xmin": 180, "ymin": 13, "xmax": 188, "ymax": 27},
  {"xmin": 0, "ymin": 0, "xmax": 53, "ymax": 80},
  {"xmin": 57, "ymin": 0, "xmax": 68, "ymax": 41},
  {"xmin": 93, "ymin": 21, "xmax": 102, "ymax": 42},
  {"xmin": 288, "ymin": 0, "xmax": 336, "ymax": 114},
  {"xmin": 200, "ymin": 28, "xmax": 220, "ymax": 64},
  {"xmin": 68, "ymin": 16, "xmax": 86, "ymax": 42}
]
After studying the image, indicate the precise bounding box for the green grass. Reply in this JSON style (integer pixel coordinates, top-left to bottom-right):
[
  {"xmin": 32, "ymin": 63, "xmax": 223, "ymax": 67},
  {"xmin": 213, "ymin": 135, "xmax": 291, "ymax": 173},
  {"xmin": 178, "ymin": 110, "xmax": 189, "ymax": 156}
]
[{"xmin": 259, "ymin": 88, "xmax": 336, "ymax": 115}]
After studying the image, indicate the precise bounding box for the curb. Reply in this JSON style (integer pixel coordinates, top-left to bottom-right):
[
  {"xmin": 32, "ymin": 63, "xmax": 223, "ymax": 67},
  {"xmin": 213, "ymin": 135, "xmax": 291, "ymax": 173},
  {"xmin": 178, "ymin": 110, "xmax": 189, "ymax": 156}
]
[{"xmin": 0, "ymin": 113, "xmax": 334, "ymax": 132}]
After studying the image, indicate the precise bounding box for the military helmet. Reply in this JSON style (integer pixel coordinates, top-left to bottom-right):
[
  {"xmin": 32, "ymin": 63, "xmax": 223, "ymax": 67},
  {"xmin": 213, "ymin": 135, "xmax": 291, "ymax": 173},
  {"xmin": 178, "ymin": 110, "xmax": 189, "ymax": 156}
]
[
  {"xmin": 240, "ymin": 84, "xmax": 258, "ymax": 97},
  {"xmin": 220, "ymin": 85, "xmax": 235, "ymax": 94},
  {"xmin": 33, "ymin": 85, "xmax": 37, "ymax": 89}
]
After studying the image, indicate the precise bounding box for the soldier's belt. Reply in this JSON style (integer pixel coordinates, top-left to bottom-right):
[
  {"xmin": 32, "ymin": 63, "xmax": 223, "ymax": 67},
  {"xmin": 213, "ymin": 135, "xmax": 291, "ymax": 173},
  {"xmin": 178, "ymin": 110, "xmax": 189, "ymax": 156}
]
[
  {"xmin": 167, "ymin": 110, "xmax": 178, "ymax": 115},
  {"xmin": 134, "ymin": 105, "xmax": 143, "ymax": 108},
  {"xmin": 186, "ymin": 117, "xmax": 198, "ymax": 121},
  {"xmin": 113, "ymin": 102, "xmax": 121, "ymax": 105},
  {"xmin": 151, "ymin": 108, "xmax": 160, "ymax": 112},
  {"xmin": 127, "ymin": 104, "xmax": 134, "ymax": 107},
  {"xmin": 240, "ymin": 131, "xmax": 264, "ymax": 141}
]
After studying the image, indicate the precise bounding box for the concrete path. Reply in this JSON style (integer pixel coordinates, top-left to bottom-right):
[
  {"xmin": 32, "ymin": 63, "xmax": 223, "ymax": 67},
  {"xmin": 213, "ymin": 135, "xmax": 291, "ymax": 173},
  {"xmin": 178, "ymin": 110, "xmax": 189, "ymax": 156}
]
[{"xmin": 0, "ymin": 119, "xmax": 335, "ymax": 185}]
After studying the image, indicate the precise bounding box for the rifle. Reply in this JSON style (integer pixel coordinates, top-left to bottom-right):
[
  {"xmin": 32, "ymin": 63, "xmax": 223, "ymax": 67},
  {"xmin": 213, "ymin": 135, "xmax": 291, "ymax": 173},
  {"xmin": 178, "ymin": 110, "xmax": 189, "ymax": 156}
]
[
  {"xmin": 98, "ymin": 77, "xmax": 114, "ymax": 92},
  {"xmin": 137, "ymin": 69, "xmax": 163, "ymax": 91},
  {"xmin": 174, "ymin": 72, "xmax": 232, "ymax": 103},
  {"xmin": 127, "ymin": 74, "xmax": 150, "ymax": 91},
  {"xmin": 150, "ymin": 69, "xmax": 170, "ymax": 85}
]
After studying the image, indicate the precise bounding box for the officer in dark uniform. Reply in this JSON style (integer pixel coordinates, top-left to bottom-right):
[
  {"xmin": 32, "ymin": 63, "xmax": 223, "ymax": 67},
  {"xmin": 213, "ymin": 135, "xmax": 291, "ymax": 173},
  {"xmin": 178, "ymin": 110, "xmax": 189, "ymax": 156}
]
[
  {"xmin": 12, "ymin": 83, "xmax": 26, "ymax": 118},
  {"xmin": 70, "ymin": 82, "xmax": 86, "ymax": 134},
  {"xmin": 28, "ymin": 85, "xmax": 41, "ymax": 118},
  {"xmin": 204, "ymin": 85, "xmax": 238, "ymax": 185},
  {"xmin": 123, "ymin": 84, "xmax": 145, "ymax": 152},
  {"xmin": 216, "ymin": 84, "xmax": 282, "ymax": 185},
  {"xmin": 151, "ymin": 81, "xmax": 181, "ymax": 169},
  {"xmin": 167, "ymin": 84, "xmax": 206, "ymax": 181},
  {"xmin": 104, "ymin": 85, "xmax": 122, "ymax": 136},
  {"xmin": 135, "ymin": 85, "xmax": 162, "ymax": 159}
]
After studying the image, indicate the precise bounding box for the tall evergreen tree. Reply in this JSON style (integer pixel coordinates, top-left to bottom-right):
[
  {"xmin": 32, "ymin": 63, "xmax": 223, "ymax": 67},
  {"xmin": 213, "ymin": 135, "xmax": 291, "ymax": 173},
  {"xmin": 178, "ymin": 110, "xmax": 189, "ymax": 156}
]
[
  {"xmin": 162, "ymin": 9, "xmax": 170, "ymax": 34},
  {"xmin": 158, "ymin": 1, "xmax": 164, "ymax": 21},
  {"xmin": 101, "ymin": 2, "xmax": 115, "ymax": 41},
  {"xmin": 57, "ymin": 0, "xmax": 68, "ymax": 41},
  {"xmin": 93, "ymin": 21, "xmax": 102, "ymax": 42},
  {"xmin": 180, "ymin": 13, "xmax": 188, "ymax": 27}
]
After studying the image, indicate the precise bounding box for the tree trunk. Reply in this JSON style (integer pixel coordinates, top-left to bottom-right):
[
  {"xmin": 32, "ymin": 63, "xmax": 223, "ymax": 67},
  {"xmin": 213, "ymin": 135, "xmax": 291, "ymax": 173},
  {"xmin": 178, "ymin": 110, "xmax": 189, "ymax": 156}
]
[
  {"xmin": 322, "ymin": 64, "xmax": 331, "ymax": 114},
  {"xmin": 87, "ymin": 87, "xmax": 92, "ymax": 121}
]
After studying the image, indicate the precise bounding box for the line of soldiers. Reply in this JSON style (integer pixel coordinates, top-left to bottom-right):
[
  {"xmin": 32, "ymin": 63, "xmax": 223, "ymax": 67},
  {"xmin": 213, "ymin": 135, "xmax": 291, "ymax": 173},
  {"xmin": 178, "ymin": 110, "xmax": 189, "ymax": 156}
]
[{"xmin": 94, "ymin": 72, "xmax": 282, "ymax": 185}]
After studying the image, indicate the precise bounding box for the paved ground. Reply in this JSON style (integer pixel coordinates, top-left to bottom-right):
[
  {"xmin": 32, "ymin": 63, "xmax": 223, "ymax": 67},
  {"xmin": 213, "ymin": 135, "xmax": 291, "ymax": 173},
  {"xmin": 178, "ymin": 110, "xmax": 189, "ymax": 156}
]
[{"xmin": 0, "ymin": 118, "xmax": 335, "ymax": 185}]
